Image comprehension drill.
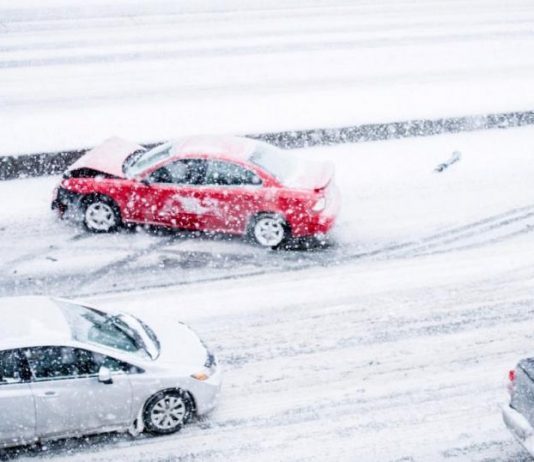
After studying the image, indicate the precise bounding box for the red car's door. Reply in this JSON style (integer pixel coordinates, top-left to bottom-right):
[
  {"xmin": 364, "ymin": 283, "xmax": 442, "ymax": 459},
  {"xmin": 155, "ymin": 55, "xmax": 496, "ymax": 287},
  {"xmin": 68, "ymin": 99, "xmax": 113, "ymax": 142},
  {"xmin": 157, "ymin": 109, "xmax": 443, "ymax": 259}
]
[
  {"xmin": 192, "ymin": 160, "xmax": 264, "ymax": 234},
  {"xmin": 130, "ymin": 159, "xmax": 207, "ymax": 229}
]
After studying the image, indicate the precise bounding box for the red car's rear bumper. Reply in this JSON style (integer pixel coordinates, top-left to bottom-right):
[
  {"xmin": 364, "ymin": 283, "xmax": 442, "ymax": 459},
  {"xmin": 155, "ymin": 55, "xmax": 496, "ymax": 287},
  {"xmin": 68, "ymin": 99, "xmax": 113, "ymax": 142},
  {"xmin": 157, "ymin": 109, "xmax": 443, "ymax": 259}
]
[
  {"xmin": 290, "ymin": 185, "xmax": 341, "ymax": 238},
  {"xmin": 291, "ymin": 213, "xmax": 337, "ymax": 237}
]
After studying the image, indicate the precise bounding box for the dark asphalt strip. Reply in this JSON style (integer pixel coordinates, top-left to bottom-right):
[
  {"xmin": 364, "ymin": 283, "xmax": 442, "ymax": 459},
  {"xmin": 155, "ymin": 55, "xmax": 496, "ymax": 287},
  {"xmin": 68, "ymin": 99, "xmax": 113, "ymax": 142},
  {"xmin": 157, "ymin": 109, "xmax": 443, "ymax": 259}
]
[{"xmin": 1, "ymin": 109, "xmax": 533, "ymax": 180}]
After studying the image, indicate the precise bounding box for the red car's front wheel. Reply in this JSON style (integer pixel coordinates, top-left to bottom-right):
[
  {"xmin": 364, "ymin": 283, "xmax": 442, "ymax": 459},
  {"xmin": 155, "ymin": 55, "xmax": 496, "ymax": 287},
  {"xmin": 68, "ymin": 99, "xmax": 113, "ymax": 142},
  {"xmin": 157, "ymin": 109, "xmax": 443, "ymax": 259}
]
[{"xmin": 82, "ymin": 195, "xmax": 121, "ymax": 233}]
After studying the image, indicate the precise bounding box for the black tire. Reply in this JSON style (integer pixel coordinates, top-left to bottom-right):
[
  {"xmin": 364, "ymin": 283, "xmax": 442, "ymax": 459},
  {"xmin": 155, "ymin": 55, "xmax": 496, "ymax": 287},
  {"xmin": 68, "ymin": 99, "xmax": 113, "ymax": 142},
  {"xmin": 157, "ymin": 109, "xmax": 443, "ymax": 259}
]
[
  {"xmin": 248, "ymin": 213, "xmax": 289, "ymax": 249},
  {"xmin": 143, "ymin": 390, "xmax": 194, "ymax": 435},
  {"xmin": 82, "ymin": 195, "xmax": 121, "ymax": 233}
]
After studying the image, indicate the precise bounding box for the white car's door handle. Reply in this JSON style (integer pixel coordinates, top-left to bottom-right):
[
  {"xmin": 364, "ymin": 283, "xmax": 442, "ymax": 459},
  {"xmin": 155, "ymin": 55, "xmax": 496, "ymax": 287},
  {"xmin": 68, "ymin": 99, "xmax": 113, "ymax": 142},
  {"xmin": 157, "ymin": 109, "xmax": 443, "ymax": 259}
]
[{"xmin": 39, "ymin": 390, "xmax": 59, "ymax": 398}]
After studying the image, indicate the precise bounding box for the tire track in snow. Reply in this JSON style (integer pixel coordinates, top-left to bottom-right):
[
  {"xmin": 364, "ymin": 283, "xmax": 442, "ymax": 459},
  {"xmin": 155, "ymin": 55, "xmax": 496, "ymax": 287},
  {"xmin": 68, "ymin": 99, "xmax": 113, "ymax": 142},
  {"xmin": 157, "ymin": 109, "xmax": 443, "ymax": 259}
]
[
  {"xmin": 4, "ymin": 29, "xmax": 534, "ymax": 70},
  {"xmin": 5, "ymin": 16, "xmax": 534, "ymax": 53},
  {"xmin": 2, "ymin": 202, "xmax": 533, "ymax": 297},
  {"xmin": 0, "ymin": 232, "xmax": 90, "ymax": 272}
]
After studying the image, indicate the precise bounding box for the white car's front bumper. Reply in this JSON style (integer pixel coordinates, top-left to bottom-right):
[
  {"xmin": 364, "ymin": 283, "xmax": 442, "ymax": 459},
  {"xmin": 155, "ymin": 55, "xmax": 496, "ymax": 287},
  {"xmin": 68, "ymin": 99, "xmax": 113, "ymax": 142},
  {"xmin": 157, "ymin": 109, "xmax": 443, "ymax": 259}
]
[
  {"xmin": 502, "ymin": 405, "xmax": 534, "ymax": 457},
  {"xmin": 193, "ymin": 366, "xmax": 223, "ymax": 416}
]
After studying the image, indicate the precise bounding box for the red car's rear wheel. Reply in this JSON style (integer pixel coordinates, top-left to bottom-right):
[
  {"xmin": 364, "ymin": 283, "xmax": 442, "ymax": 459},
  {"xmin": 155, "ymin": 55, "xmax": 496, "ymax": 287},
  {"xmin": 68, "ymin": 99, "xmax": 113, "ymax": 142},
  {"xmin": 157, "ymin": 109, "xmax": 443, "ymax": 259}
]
[{"xmin": 249, "ymin": 213, "xmax": 289, "ymax": 249}]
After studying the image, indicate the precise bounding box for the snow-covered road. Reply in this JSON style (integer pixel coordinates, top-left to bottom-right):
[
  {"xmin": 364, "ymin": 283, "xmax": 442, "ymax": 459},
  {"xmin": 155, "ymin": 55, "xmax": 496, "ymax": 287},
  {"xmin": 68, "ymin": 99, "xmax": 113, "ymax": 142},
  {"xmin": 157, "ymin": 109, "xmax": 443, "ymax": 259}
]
[
  {"xmin": 2, "ymin": 126, "xmax": 534, "ymax": 460},
  {"xmin": 6, "ymin": 198, "xmax": 534, "ymax": 462},
  {"xmin": 2, "ymin": 1, "xmax": 534, "ymax": 460},
  {"xmin": 2, "ymin": 126, "xmax": 534, "ymax": 298},
  {"xmin": 1, "ymin": 0, "xmax": 534, "ymax": 155}
]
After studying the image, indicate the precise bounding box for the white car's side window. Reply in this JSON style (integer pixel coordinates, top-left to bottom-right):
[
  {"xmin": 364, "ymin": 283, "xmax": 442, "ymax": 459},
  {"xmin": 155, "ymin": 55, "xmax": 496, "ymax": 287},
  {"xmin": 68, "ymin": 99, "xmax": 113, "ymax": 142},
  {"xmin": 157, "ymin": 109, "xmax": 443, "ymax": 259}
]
[
  {"xmin": 24, "ymin": 346, "xmax": 138, "ymax": 381},
  {"xmin": 0, "ymin": 350, "xmax": 26, "ymax": 385}
]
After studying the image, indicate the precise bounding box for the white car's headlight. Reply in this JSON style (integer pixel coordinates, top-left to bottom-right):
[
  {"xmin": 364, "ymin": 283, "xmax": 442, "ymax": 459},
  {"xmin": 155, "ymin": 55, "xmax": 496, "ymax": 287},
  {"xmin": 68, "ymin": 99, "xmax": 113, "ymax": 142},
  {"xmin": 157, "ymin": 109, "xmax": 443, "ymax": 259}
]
[
  {"xmin": 191, "ymin": 351, "xmax": 217, "ymax": 381},
  {"xmin": 191, "ymin": 370, "xmax": 210, "ymax": 381}
]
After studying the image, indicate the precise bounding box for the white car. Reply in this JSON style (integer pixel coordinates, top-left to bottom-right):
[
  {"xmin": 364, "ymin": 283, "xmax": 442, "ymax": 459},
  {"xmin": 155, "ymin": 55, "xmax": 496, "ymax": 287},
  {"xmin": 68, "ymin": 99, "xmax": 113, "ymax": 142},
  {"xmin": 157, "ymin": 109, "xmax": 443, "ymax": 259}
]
[{"xmin": 0, "ymin": 296, "xmax": 222, "ymax": 449}]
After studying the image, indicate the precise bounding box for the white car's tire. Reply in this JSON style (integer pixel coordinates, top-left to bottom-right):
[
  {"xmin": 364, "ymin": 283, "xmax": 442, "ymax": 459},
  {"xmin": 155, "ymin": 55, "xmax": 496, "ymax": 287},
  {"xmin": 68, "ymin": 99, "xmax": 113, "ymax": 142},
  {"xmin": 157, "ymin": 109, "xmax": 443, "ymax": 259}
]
[
  {"xmin": 143, "ymin": 390, "xmax": 194, "ymax": 435},
  {"xmin": 249, "ymin": 213, "xmax": 289, "ymax": 249},
  {"xmin": 82, "ymin": 195, "xmax": 121, "ymax": 233}
]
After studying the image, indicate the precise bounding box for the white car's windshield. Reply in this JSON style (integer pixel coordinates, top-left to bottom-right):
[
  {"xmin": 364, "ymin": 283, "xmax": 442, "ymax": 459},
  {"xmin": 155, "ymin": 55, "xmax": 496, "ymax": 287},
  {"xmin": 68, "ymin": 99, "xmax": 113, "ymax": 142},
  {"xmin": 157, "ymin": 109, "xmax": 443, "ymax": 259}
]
[
  {"xmin": 58, "ymin": 301, "xmax": 160, "ymax": 360},
  {"xmin": 116, "ymin": 313, "xmax": 160, "ymax": 360},
  {"xmin": 249, "ymin": 142, "xmax": 299, "ymax": 185},
  {"xmin": 123, "ymin": 142, "xmax": 173, "ymax": 177}
]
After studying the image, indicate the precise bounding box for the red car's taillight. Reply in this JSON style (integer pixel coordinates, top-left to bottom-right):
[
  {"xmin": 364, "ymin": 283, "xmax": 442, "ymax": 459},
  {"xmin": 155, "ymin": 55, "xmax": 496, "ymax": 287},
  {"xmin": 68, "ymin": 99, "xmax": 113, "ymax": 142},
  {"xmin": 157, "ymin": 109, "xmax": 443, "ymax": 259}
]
[
  {"xmin": 509, "ymin": 369, "xmax": 516, "ymax": 382},
  {"xmin": 508, "ymin": 369, "xmax": 516, "ymax": 395}
]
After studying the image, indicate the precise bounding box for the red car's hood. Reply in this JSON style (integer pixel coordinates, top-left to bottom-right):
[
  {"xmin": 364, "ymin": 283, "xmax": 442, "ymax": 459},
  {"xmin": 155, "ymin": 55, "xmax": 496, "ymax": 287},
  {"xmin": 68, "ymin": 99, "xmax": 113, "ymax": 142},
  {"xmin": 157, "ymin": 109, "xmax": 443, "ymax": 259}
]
[
  {"xmin": 67, "ymin": 137, "xmax": 144, "ymax": 178},
  {"xmin": 287, "ymin": 161, "xmax": 335, "ymax": 191}
]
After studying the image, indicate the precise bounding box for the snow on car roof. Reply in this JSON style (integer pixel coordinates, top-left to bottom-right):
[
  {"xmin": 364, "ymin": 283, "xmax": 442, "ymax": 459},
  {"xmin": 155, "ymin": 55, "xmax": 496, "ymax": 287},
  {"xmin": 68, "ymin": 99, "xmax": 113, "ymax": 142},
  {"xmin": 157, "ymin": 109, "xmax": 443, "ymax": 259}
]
[
  {"xmin": 171, "ymin": 135, "xmax": 258, "ymax": 160},
  {"xmin": 0, "ymin": 296, "xmax": 72, "ymax": 351}
]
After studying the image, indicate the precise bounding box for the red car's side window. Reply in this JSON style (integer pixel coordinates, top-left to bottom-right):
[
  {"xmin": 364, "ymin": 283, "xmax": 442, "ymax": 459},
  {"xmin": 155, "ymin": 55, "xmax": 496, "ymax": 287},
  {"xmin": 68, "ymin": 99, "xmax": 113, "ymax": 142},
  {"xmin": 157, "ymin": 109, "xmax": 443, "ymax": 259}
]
[
  {"xmin": 148, "ymin": 160, "xmax": 206, "ymax": 185},
  {"xmin": 204, "ymin": 161, "xmax": 261, "ymax": 186}
]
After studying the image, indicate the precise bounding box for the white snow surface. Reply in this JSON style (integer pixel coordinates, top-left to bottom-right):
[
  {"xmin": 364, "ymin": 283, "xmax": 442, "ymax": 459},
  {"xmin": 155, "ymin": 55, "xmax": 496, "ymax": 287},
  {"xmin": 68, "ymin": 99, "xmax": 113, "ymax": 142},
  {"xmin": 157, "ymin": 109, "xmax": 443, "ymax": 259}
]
[
  {"xmin": 1, "ymin": 1, "xmax": 534, "ymax": 460},
  {"xmin": 1, "ymin": 126, "xmax": 534, "ymax": 460},
  {"xmin": 1, "ymin": 0, "xmax": 534, "ymax": 155}
]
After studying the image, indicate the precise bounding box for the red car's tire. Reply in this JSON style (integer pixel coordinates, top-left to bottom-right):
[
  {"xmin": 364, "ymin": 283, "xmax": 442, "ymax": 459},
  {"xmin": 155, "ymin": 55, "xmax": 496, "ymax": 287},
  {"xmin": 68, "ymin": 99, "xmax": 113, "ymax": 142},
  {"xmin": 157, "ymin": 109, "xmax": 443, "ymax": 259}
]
[
  {"xmin": 248, "ymin": 213, "xmax": 290, "ymax": 249},
  {"xmin": 82, "ymin": 195, "xmax": 122, "ymax": 233},
  {"xmin": 143, "ymin": 390, "xmax": 194, "ymax": 435}
]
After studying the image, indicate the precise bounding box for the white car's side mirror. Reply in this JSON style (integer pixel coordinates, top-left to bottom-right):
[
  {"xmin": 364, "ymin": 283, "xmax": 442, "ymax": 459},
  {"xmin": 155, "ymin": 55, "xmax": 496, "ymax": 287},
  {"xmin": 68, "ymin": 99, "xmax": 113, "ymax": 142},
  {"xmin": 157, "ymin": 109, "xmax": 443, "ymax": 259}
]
[{"xmin": 98, "ymin": 366, "xmax": 113, "ymax": 384}]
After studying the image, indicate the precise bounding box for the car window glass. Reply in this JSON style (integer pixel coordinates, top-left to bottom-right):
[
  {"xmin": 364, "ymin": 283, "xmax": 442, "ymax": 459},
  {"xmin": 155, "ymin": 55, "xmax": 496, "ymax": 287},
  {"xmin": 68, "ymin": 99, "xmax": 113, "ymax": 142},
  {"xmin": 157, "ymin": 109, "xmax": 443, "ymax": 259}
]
[
  {"xmin": 59, "ymin": 303, "xmax": 146, "ymax": 358},
  {"xmin": 91, "ymin": 352, "xmax": 138, "ymax": 373},
  {"xmin": 249, "ymin": 142, "xmax": 298, "ymax": 185},
  {"xmin": 204, "ymin": 160, "xmax": 261, "ymax": 186},
  {"xmin": 0, "ymin": 350, "xmax": 24, "ymax": 385},
  {"xmin": 24, "ymin": 347, "xmax": 136, "ymax": 380},
  {"xmin": 124, "ymin": 143, "xmax": 173, "ymax": 177},
  {"xmin": 148, "ymin": 159, "xmax": 206, "ymax": 185},
  {"xmin": 25, "ymin": 347, "xmax": 79, "ymax": 380}
]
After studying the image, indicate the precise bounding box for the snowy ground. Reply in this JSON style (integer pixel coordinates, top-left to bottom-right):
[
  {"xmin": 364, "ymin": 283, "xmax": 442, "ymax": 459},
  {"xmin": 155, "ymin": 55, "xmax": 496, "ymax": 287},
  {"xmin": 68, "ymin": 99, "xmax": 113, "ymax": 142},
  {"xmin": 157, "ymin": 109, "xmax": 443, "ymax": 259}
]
[
  {"xmin": 2, "ymin": 0, "xmax": 534, "ymax": 460},
  {"xmin": 1, "ymin": 126, "xmax": 534, "ymax": 460},
  {"xmin": 2, "ymin": 126, "xmax": 534, "ymax": 297},
  {"xmin": 7, "ymin": 235, "xmax": 534, "ymax": 462},
  {"xmin": 1, "ymin": 0, "xmax": 534, "ymax": 155}
]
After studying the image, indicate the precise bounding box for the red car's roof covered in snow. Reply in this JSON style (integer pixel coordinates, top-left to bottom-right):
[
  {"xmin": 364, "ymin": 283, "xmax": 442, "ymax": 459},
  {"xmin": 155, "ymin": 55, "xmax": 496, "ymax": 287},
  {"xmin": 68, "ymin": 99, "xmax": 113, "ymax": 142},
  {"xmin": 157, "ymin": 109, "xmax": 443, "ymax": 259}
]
[{"xmin": 169, "ymin": 135, "xmax": 258, "ymax": 161}]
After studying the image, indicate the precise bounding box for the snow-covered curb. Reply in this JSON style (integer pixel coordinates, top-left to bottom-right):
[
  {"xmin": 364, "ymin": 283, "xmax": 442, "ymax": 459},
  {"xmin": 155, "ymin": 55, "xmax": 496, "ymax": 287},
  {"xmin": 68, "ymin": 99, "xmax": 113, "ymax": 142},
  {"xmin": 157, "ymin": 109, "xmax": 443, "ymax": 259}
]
[{"xmin": 1, "ymin": 109, "xmax": 533, "ymax": 180}]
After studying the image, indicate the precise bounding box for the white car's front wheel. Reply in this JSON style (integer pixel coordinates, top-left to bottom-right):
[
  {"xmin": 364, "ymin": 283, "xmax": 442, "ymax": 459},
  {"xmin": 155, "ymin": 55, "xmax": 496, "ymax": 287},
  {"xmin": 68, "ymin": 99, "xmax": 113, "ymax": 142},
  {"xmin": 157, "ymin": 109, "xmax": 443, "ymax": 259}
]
[{"xmin": 143, "ymin": 390, "xmax": 194, "ymax": 435}]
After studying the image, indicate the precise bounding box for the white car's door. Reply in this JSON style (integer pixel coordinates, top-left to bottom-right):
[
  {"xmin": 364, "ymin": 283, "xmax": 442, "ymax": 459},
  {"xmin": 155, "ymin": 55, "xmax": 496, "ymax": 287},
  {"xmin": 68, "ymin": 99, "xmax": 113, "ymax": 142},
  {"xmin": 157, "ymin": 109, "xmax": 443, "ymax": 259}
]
[
  {"xmin": 0, "ymin": 349, "xmax": 36, "ymax": 447},
  {"xmin": 25, "ymin": 346, "xmax": 135, "ymax": 440}
]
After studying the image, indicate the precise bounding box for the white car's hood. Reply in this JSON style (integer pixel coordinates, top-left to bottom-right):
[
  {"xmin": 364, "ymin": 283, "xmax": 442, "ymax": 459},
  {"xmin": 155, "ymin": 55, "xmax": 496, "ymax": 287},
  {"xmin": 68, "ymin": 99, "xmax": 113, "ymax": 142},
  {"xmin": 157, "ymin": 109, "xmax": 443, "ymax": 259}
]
[{"xmin": 147, "ymin": 317, "xmax": 208, "ymax": 369}]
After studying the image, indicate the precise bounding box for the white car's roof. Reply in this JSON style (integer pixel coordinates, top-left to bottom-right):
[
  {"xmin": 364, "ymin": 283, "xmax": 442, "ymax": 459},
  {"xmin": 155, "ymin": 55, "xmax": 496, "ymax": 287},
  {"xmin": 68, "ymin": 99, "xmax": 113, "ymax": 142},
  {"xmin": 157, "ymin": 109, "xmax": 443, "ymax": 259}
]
[{"xmin": 0, "ymin": 296, "xmax": 73, "ymax": 351}]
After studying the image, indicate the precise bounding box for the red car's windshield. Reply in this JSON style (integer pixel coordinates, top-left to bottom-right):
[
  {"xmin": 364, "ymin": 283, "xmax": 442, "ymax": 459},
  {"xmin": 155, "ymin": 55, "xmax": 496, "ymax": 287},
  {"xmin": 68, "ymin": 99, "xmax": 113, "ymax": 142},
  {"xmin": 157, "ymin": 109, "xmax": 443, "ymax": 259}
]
[{"xmin": 123, "ymin": 142, "xmax": 173, "ymax": 177}]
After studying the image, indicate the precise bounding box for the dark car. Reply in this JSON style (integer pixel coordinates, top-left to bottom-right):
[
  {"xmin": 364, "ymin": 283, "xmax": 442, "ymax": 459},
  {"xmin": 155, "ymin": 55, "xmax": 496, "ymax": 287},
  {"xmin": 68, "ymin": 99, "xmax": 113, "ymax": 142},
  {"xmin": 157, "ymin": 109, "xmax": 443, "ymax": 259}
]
[{"xmin": 502, "ymin": 358, "xmax": 534, "ymax": 457}]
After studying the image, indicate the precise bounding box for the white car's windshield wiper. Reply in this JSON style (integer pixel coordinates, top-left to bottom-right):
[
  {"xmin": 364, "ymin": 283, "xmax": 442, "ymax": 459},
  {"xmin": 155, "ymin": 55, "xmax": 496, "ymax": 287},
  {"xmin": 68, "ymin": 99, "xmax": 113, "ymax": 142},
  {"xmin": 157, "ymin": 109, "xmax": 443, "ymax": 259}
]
[
  {"xmin": 105, "ymin": 315, "xmax": 151, "ymax": 359},
  {"xmin": 113, "ymin": 314, "xmax": 160, "ymax": 360}
]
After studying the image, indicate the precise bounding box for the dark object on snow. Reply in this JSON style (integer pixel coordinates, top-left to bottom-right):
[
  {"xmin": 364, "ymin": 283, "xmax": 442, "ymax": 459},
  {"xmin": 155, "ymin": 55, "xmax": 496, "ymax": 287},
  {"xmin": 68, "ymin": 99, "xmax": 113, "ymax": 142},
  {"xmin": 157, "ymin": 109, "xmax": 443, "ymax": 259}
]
[
  {"xmin": 434, "ymin": 151, "xmax": 461, "ymax": 173},
  {"xmin": 503, "ymin": 358, "xmax": 534, "ymax": 458}
]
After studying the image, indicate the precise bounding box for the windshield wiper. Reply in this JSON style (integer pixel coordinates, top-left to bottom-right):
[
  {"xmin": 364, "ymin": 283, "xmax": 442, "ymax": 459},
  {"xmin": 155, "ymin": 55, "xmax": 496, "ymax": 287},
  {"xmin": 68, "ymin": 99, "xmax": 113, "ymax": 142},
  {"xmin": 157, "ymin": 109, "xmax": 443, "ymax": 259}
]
[
  {"xmin": 106, "ymin": 315, "xmax": 151, "ymax": 358},
  {"xmin": 113, "ymin": 314, "xmax": 160, "ymax": 360}
]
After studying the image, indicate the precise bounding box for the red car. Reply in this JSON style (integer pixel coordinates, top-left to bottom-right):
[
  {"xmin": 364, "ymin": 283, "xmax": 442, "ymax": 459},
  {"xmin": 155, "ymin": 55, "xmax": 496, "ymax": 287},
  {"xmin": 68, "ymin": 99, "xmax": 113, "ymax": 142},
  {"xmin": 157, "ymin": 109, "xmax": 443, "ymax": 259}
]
[{"xmin": 52, "ymin": 136, "xmax": 340, "ymax": 248}]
